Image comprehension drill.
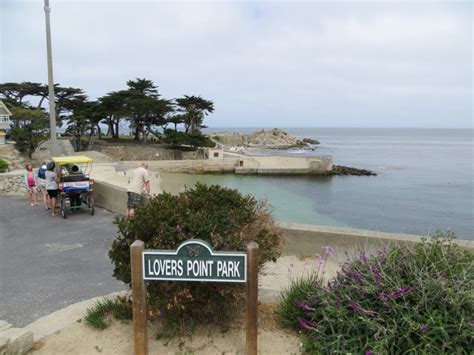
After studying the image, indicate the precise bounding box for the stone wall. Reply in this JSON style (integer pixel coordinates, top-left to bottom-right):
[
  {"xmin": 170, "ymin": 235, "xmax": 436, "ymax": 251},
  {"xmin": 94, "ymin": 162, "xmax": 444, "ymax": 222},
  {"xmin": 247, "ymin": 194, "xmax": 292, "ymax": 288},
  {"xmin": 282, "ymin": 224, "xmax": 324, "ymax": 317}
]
[
  {"xmin": 0, "ymin": 171, "xmax": 27, "ymax": 194},
  {"xmin": 93, "ymin": 144, "xmax": 207, "ymax": 161}
]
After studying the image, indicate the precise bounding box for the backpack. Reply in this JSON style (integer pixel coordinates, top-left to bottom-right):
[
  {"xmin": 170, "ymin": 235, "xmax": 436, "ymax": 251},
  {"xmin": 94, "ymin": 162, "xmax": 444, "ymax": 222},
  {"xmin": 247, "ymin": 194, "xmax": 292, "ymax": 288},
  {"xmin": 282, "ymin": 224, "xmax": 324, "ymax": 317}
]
[{"xmin": 38, "ymin": 166, "xmax": 47, "ymax": 179}]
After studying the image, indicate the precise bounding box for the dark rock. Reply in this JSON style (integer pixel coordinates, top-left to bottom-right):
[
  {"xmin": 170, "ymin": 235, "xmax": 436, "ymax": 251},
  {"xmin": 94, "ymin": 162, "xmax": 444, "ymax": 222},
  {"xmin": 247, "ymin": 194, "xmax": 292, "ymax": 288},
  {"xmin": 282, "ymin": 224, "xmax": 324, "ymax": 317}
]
[
  {"xmin": 302, "ymin": 138, "xmax": 320, "ymax": 145},
  {"xmin": 327, "ymin": 165, "xmax": 377, "ymax": 176}
]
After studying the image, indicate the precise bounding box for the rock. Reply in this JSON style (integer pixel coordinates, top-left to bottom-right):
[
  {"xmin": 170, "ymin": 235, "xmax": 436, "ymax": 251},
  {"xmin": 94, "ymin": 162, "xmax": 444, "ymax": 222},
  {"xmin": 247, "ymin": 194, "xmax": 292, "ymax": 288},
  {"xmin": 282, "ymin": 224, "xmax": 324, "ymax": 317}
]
[
  {"xmin": 0, "ymin": 328, "xmax": 34, "ymax": 355},
  {"xmin": 302, "ymin": 138, "xmax": 320, "ymax": 145},
  {"xmin": 212, "ymin": 129, "xmax": 313, "ymax": 150},
  {"xmin": 327, "ymin": 165, "xmax": 377, "ymax": 176}
]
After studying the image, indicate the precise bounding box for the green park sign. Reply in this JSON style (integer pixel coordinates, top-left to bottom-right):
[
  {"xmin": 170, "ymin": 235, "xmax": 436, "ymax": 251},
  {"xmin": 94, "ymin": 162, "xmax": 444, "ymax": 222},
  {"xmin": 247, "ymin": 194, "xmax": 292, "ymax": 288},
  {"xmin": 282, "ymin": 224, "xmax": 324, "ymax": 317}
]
[{"xmin": 142, "ymin": 239, "xmax": 247, "ymax": 283}]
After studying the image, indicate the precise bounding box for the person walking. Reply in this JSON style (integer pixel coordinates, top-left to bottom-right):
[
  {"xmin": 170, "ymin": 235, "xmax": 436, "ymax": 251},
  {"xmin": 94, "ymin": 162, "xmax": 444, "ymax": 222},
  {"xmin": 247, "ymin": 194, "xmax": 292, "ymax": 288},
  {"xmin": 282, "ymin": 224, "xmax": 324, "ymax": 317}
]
[
  {"xmin": 45, "ymin": 161, "xmax": 58, "ymax": 216},
  {"xmin": 127, "ymin": 162, "xmax": 150, "ymax": 219},
  {"xmin": 37, "ymin": 160, "xmax": 50, "ymax": 209},
  {"xmin": 24, "ymin": 163, "xmax": 39, "ymax": 206}
]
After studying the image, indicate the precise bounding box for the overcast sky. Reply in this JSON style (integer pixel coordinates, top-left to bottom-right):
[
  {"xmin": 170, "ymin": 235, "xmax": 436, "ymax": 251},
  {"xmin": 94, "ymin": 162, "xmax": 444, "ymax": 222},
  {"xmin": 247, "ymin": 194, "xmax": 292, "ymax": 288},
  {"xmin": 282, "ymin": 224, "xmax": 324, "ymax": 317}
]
[{"xmin": 1, "ymin": 0, "xmax": 472, "ymax": 128}]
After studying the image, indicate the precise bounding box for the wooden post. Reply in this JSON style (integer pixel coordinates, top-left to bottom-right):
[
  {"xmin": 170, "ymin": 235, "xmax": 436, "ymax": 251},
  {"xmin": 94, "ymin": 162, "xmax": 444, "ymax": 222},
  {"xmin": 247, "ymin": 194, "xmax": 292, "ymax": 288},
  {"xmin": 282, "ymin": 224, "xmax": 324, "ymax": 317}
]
[
  {"xmin": 131, "ymin": 240, "xmax": 148, "ymax": 355},
  {"xmin": 246, "ymin": 242, "xmax": 259, "ymax": 355}
]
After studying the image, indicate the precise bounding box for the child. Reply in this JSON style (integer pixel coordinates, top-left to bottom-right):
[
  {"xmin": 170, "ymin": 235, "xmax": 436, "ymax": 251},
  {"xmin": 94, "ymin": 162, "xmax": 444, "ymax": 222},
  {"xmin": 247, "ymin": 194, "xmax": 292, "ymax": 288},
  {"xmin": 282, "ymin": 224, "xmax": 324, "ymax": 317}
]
[{"xmin": 24, "ymin": 163, "xmax": 39, "ymax": 206}]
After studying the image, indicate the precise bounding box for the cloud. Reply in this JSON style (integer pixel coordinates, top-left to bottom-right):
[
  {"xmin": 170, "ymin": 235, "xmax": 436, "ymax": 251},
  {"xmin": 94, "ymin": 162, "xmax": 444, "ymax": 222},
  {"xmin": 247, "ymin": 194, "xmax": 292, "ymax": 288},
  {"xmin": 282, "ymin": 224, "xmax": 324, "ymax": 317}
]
[{"xmin": 1, "ymin": 0, "xmax": 472, "ymax": 127}]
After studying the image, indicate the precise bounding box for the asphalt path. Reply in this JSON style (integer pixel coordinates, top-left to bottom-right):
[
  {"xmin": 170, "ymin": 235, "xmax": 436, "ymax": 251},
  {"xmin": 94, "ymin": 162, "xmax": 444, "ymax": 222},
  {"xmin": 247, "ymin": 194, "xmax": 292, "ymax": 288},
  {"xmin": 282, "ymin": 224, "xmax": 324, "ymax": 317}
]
[{"xmin": 0, "ymin": 195, "xmax": 126, "ymax": 327}]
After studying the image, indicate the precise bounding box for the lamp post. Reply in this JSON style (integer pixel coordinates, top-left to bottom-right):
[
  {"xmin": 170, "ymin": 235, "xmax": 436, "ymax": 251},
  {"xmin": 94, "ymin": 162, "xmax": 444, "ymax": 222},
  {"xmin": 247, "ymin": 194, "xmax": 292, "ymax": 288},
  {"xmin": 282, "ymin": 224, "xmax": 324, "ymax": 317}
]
[{"xmin": 44, "ymin": 0, "xmax": 59, "ymax": 156}]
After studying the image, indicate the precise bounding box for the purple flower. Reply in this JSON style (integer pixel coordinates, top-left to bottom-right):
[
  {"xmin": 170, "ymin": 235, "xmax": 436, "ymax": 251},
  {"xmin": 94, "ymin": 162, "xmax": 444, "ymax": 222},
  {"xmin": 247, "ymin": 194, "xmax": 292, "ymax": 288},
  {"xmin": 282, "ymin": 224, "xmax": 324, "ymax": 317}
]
[
  {"xmin": 297, "ymin": 301, "xmax": 316, "ymax": 313},
  {"xmin": 175, "ymin": 224, "xmax": 183, "ymax": 233},
  {"xmin": 359, "ymin": 253, "xmax": 368, "ymax": 264},
  {"xmin": 323, "ymin": 245, "xmax": 334, "ymax": 257},
  {"xmin": 439, "ymin": 298, "xmax": 446, "ymax": 305},
  {"xmin": 387, "ymin": 287, "xmax": 411, "ymax": 299},
  {"xmin": 469, "ymin": 320, "xmax": 474, "ymax": 327},
  {"xmin": 297, "ymin": 317, "xmax": 318, "ymax": 331},
  {"xmin": 348, "ymin": 299, "xmax": 378, "ymax": 316},
  {"xmin": 365, "ymin": 352, "xmax": 373, "ymax": 355},
  {"xmin": 420, "ymin": 324, "xmax": 428, "ymax": 333},
  {"xmin": 440, "ymin": 341, "xmax": 446, "ymax": 352}
]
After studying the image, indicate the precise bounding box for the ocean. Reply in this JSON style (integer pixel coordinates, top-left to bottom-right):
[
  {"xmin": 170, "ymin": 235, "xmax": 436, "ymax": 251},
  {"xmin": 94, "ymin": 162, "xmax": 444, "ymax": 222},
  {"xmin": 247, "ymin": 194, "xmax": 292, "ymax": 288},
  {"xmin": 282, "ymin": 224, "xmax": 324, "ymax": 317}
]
[{"xmin": 186, "ymin": 128, "xmax": 473, "ymax": 240}]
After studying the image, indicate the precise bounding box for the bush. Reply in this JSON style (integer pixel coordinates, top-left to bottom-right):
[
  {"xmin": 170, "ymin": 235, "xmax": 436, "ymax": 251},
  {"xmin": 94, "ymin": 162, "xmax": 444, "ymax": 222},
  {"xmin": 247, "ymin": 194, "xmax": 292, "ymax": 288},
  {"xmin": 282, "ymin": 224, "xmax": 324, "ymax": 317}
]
[
  {"xmin": 109, "ymin": 183, "xmax": 281, "ymax": 333},
  {"xmin": 278, "ymin": 231, "xmax": 474, "ymax": 354},
  {"xmin": 162, "ymin": 130, "xmax": 216, "ymax": 148},
  {"xmin": 84, "ymin": 297, "xmax": 132, "ymax": 330},
  {"xmin": 0, "ymin": 159, "xmax": 8, "ymax": 173}
]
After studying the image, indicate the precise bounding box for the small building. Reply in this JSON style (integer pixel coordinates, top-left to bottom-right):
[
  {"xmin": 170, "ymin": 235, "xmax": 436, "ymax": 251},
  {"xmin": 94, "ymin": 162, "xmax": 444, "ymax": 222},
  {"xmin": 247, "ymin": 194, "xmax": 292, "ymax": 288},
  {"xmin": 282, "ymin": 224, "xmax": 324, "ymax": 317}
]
[
  {"xmin": 208, "ymin": 147, "xmax": 224, "ymax": 160},
  {"xmin": 0, "ymin": 101, "xmax": 12, "ymax": 145}
]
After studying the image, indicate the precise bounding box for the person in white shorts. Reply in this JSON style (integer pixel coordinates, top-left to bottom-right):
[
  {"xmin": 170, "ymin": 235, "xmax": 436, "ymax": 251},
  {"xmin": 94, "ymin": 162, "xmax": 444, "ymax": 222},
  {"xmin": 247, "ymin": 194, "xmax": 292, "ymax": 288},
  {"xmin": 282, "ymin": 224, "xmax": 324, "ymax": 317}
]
[
  {"xmin": 126, "ymin": 162, "xmax": 150, "ymax": 219},
  {"xmin": 37, "ymin": 160, "xmax": 50, "ymax": 209}
]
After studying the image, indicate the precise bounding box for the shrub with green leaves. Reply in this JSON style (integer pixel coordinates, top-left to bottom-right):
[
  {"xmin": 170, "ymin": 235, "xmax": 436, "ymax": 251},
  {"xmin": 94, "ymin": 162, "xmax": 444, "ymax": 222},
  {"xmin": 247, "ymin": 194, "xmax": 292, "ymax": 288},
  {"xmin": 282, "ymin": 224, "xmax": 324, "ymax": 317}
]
[
  {"xmin": 278, "ymin": 231, "xmax": 474, "ymax": 354},
  {"xmin": 0, "ymin": 159, "xmax": 8, "ymax": 173},
  {"xmin": 162, "ymin": 130, "xmax": 216, "ymax": 148},
  {"xmin": 109, "ymin": 183, "xmax": 281, "ymax": 333}
]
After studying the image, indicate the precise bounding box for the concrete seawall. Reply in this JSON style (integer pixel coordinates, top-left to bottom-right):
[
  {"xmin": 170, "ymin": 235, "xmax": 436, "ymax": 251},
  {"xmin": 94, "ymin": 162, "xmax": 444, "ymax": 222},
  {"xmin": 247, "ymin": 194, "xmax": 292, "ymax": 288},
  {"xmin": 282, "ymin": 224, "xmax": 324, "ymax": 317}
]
[
  {"xmin": 121, "ymin": 154, "xmax": 332, "ymax": 175},
  {"xmin": 93, "ymin": 181, "xmax": 474, "ymax": 254}
]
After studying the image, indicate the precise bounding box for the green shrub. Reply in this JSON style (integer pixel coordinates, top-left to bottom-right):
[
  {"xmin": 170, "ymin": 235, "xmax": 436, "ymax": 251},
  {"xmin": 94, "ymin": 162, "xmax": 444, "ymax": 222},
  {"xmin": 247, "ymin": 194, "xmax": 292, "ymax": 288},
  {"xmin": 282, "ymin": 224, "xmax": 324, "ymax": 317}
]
[
  {"xmin": 278, "ymin": 231, "xmax": 474, "ymax": 354},
  {"xmin": 84, "ymin": 297, "xmax": 132, "ymax": 330},
  {"xmin": 109, "ymin": 183, "xmax": 281, "ymax": 333},
  {"xmin": 162, "ymin": 130, "xmax": 216, "ymax": 148},
  {"xmin": 0, "ymin": 159, "xmax": 8, "ymax": 173}
]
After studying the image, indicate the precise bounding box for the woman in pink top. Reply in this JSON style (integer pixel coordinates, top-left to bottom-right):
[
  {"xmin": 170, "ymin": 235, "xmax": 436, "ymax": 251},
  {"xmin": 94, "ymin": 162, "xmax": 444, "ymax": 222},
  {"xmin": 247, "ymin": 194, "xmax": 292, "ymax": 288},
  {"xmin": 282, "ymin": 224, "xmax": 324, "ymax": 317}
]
[{"xmin": 24, "ymin": 163, "xmax": 39, "ymax": 206}]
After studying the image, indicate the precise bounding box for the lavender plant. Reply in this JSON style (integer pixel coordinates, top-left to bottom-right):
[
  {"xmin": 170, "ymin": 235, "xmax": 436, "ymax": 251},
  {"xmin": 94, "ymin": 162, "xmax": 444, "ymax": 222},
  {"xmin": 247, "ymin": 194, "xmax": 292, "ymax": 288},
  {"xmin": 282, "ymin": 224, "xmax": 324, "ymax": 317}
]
[{"xmin": 278, "ymin": 231, "xmax": 474, "ymax": 354}]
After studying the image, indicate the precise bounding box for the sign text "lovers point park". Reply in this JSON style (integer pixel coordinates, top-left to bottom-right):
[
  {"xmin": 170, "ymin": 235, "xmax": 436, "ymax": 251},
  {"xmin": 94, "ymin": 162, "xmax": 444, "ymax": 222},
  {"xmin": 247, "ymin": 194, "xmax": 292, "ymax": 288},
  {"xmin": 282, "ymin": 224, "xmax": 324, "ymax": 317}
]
[{"xmin": 142, "ymin": 239, "xmax": 247, "ymax": 283}]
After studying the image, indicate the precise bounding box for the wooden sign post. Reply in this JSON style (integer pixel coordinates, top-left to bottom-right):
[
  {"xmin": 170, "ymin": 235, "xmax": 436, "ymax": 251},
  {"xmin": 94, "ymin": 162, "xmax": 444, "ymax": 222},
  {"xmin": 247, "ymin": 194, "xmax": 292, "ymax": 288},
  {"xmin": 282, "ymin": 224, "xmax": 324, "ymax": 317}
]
[
  {"xmin": 130, "ymin": 240, "xmax": 148, "ymax": 355},
  {"xmin": 130, "ymin": 239, "xmax": 259, "ymax": 355}
]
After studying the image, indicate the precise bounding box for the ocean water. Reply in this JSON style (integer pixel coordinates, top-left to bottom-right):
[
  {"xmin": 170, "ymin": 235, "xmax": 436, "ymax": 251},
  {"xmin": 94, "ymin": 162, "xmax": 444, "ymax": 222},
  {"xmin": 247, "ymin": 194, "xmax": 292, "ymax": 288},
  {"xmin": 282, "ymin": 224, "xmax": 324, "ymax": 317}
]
[{"xmin": 188, "ymin": 128, "xmax": 473, "ymax": 240}]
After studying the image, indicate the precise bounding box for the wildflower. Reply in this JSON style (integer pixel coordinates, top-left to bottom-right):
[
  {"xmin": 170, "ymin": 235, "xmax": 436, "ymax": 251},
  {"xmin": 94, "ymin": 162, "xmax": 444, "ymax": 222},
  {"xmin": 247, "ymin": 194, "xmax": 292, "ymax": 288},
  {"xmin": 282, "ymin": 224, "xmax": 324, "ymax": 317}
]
[
  {"xmin": 348, "ymin": 299, "xmax": 378, "ymax": 316},
  {"xmin": 323, "ymin": 245, "xmax": 334, "ymax": 257},
  {"xmin": 365, "ymin": 352, "xmax": 373, "ymax": 355},
  {"xmin": 176, "ymin": 224, "xmax": 183, "ymax": 233},
  {"xmin": 420, "ymin": 324, "xmax": 428, "ymax": 333},
  {"xmin": 469, "ymin": 320, "xmax": 474, "ymax": 327},
  {"xmin": 297, "ymin": 317, "xmax": 318, "ymax": 330},
  {"xmin": 440, "ymin": 341, "xmax": 446, "ymax": 352},
  {"xmin": 387, "ymin": 287, "xmax": 411, "ymax": 299},
  {"xmin": 297, "ymin": 301, "xmax": 316, "ymax": 313}
]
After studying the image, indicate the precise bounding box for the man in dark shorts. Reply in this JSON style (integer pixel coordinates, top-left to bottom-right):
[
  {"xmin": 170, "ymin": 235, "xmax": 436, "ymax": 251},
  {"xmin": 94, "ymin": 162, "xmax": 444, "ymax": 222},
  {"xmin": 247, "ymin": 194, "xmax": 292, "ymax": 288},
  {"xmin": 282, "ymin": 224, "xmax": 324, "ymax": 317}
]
[{"xmin": 126, "ymin": 162, "xmax": 150, "ymax": 219}]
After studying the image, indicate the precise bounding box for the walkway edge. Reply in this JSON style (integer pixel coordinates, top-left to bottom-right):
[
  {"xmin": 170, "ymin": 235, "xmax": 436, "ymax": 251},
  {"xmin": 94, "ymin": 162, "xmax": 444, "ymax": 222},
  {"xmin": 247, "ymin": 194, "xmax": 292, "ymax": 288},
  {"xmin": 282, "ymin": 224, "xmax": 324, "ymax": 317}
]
[{"xmin": 23, "ymin": 290, "xmax": 128, "ymax": 342}]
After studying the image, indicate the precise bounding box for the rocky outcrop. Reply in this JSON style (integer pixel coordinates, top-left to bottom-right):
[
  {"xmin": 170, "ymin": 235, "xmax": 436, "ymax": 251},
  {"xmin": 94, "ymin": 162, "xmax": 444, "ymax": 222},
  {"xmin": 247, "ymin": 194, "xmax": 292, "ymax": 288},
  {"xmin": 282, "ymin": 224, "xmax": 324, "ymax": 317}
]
[
  {"xmin": 0, "ymin": 143, "xmax": 25, "ymax": 170},
  {"xmin": 212, "ymin": 128, "xmax": 312, "ymax": 149},
  {"xmin": 326, "ymin": 165, "xmax": 377, "ymax": 176},
  {"xmin": 302, "ymin": 138, "xmax": 320, "ymax": 145},
  {"xmin": 0, "ymin": 171, "xmax": 27, "ymax": 194}
]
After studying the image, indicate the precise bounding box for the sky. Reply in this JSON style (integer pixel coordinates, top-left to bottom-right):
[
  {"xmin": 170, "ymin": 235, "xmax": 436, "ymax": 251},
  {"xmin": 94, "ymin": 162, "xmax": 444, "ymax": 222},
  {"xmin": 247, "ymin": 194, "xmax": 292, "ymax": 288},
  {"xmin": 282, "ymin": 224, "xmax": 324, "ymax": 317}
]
[{"xmin": 1, "ymin": 0, "xmax": 472, "ymax": 128}]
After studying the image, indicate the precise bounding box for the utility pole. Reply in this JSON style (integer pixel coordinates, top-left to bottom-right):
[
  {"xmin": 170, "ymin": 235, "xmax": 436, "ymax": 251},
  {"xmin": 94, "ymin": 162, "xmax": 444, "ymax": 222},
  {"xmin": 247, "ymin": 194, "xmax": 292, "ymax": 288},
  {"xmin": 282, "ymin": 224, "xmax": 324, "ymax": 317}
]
[{"xmin": 44, "ymin": 0, "xmax": 59, "ymax": 156}]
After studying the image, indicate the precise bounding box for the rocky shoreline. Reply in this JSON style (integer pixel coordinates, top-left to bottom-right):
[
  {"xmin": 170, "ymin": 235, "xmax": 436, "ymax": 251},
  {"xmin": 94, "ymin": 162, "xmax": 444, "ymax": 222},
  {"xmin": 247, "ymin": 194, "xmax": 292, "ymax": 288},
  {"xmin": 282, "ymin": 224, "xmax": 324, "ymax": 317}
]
[
  {"xmin": 326, "ymin": 165, "xmax": 377, "ymax": 176},
  {"xmin": 212, "ymin": 128, "xmax": 319, "ymax": 150}
]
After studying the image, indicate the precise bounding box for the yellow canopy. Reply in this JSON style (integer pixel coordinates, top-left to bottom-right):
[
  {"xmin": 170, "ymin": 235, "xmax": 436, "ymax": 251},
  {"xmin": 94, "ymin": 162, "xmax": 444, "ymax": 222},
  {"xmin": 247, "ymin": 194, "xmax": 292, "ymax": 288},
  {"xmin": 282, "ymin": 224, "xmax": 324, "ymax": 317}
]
[{"xmin": 52, "ymin": 156, "xmax": 93, "ymax": 165}]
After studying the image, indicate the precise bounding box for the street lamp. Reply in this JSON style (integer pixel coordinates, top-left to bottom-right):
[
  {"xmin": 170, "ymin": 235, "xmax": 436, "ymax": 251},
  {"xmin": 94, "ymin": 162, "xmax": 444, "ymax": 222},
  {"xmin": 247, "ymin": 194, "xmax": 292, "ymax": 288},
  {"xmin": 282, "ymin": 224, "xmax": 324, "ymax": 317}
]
[{"xmin": 44, "ymin": 0, "xmax": 59, "ymax": 156}]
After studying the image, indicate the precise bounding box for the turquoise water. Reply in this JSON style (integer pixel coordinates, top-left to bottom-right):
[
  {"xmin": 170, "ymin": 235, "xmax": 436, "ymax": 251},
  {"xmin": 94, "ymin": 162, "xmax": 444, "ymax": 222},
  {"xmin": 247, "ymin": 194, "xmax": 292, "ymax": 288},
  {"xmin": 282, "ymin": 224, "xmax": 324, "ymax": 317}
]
[{"xmin": 187, "ymin": 128, "xmax": 473, "ymax": 239}]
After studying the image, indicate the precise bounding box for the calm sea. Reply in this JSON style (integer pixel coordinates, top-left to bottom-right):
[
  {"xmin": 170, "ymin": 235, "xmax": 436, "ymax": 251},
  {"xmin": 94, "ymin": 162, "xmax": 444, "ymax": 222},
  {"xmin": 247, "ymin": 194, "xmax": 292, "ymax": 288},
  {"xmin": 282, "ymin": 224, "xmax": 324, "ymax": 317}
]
[{"xmin": 190, "ymin": 128, "xmax": 473, "ymax": 240}]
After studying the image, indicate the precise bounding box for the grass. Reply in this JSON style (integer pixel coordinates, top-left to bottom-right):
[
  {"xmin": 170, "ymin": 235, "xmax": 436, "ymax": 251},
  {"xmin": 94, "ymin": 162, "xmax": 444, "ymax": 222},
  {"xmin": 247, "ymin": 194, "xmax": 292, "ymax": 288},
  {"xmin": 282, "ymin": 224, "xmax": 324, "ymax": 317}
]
[{"xmin": 84, "ymin": 297, "xmax": 133, "ymax": 330}]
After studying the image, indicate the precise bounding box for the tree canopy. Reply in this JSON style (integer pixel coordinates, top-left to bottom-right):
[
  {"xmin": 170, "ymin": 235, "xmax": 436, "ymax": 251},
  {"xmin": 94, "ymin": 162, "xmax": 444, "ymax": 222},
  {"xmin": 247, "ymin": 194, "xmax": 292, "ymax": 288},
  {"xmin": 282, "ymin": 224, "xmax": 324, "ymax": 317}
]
[{"xmin": 0, "ymin": 78, "xmax": 216, "ymax": 146}]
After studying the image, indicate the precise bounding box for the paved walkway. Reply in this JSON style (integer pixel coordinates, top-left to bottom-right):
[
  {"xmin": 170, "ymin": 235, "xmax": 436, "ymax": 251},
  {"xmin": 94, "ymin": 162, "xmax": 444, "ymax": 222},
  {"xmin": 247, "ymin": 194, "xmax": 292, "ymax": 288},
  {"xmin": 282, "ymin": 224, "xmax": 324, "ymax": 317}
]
[{"xmin": 0, "ymin": 195, "xmax": 125, "ymax": 327}]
